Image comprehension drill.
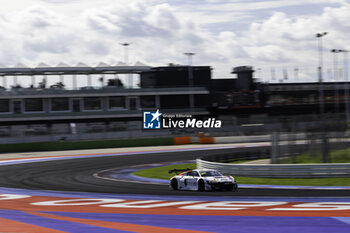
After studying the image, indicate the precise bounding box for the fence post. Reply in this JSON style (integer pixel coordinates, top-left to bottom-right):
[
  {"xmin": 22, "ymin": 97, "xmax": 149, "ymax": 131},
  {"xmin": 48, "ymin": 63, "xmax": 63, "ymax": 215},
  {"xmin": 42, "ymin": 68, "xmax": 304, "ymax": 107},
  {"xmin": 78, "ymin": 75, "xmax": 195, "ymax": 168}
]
[
  {"xmin": 271, "ymin": 131, "xmax": 279, "ymax": 164},
  {"xmin": 321, "ymin": 131, "xmax": 330, "ymax": 163}
]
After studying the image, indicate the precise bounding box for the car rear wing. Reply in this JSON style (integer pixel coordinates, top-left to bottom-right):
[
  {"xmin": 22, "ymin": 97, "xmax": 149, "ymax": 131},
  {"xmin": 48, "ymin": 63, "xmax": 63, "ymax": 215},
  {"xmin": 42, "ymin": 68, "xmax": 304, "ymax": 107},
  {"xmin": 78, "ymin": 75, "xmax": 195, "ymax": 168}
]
[{"xmin": 168, "ymin": 168, "xmax": 192, "ymax": 174}]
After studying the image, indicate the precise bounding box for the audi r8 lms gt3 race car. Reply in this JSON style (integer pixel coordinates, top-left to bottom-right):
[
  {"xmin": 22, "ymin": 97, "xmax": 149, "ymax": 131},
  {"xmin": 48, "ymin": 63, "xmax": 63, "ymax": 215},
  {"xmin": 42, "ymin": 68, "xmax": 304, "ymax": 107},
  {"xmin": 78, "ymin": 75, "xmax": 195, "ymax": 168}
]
[{"xmin": 169, "ymin": 169, "xmax": 238, "ymax": 191}]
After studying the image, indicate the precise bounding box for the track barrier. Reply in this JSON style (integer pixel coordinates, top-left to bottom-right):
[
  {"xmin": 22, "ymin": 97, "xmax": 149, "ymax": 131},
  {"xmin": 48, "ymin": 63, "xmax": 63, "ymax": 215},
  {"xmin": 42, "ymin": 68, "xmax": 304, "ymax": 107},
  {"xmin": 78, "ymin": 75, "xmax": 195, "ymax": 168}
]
[
  {"xmin": 197, "ymin": 158, "xmax": 350, "ymax": 178},
  {"xmin": 173, "ymin": 136, "xmax": 192, "ymax": 145}
]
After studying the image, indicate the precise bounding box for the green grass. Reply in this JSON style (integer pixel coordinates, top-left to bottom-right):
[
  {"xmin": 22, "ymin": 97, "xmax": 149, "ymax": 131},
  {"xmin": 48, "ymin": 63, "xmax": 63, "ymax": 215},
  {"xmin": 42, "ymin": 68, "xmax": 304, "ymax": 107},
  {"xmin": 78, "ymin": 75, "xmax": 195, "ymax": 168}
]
[
  {"xmin": 229, "ymin": 159, "xmax": 268, "ymax": 164},
  {"xmin": 0, "ymin": 137, "xmax": 174, "ymax": 153},
  {"xmin": 134, "ymin": 162, "xmax": 350, "ymax": 186},
  {"xmin": 134, "ymin": 163, "xmax": 197, "ymax": 180},
  {"xmin": 279, "ymin": 147, "xmax": 350, "ymax": 164}
]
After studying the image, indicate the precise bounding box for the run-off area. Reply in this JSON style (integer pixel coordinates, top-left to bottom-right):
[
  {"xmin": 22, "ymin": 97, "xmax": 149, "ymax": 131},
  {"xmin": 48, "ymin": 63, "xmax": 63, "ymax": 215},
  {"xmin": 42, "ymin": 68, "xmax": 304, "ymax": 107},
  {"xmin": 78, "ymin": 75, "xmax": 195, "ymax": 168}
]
[
  {"xmin": 2, "ymin": 194, "xmax": 350, "ymax": 216},
  {"xmin": 2, "ymin": 194, "xmax": 350, "ymax": 233}
]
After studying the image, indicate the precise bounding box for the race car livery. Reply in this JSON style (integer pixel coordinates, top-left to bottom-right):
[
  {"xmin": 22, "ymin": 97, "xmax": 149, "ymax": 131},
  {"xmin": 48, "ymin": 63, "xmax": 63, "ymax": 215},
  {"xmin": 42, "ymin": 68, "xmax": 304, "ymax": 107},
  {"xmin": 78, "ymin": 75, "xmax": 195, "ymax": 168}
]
[{"xmin": 169, "ymin": 168, "xmax": 238, "ymax": 191}]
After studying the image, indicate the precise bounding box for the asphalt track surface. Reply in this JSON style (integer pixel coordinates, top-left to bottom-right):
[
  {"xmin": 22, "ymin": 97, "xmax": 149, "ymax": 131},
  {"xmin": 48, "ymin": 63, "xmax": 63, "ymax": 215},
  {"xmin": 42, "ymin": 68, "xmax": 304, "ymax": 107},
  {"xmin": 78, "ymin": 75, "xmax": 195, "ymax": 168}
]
[{"xmin": 1, "ymin": 147, "xmax": 350, "ymax": 197}]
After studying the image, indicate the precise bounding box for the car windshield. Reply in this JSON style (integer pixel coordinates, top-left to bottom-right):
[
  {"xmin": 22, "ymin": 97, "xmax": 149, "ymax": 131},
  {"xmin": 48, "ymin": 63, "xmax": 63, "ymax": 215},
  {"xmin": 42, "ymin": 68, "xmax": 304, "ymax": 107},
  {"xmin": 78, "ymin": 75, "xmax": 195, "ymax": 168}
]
[{"xmin": 200, "ymin": 171, "xmax": 223, "ymax": 177}]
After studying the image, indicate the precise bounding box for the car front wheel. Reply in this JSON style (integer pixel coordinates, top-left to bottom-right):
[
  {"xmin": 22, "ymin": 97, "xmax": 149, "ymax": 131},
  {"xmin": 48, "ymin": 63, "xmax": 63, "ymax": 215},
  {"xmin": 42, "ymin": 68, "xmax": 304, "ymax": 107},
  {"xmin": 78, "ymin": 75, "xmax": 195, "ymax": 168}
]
[
  {"xmin": 231, "ymin": 183, "xmax": 238, "ymax": 192},
  {"xmin": 170, "ymin": 178, "xmax": 178, "ymax": 190},
  {"xmin": 198, "ymin": 179, "xmax": 205, "ymax": 191}
]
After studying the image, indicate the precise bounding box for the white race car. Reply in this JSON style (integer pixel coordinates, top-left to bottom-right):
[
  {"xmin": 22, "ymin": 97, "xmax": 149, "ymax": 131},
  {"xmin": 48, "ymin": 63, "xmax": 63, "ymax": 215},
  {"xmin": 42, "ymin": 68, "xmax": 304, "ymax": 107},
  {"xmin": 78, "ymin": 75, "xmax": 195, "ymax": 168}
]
[{"xmin": 169, "ymin": 168, "xmax": 238, "ymax": 191}]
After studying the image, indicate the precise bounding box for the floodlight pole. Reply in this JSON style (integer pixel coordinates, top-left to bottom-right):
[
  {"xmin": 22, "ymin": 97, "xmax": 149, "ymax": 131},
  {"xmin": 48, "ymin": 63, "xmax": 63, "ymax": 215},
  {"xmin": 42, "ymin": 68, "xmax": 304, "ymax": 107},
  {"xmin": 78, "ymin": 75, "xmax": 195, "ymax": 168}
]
[
  {"xmin": 121, "ymin": 43, "xmax": 130, "ymax": 64},
  {"xmin": 87, "ymin": 74, "xmax": 92, "ymax": 87},
  {"xmin": 316, "ymin": 32, "xmax": 329, "ymax": 163},
  {"xmin": 73, "ymin": 74, "xmax": 77, "ymax": 90},
  {"xmin": 184, "ymin": 52, "xmax": 195, "ymax": 114},
  {"xmin": 31, "ymin": 75, "xmax": 35, "ymax": 88},
  {"xmin": 59, "ymin": 74, "xmax": 64, "ymax": 85},
  {"xmin": 13, "ymin": 75, "xmax": 18, "ymax": 87},
  {"xmin": 339, "ymin": 50, "xmax": 350, "ymax": 126},
  {"xmin": 294, "ymin": 68, "xmax": 299, "ymax": 81},
  {"xmin": 316, "ymin": 32, "xmax": 327, "ymax": 116},
  {"xmin": 331, "ymin": 49, "xmax": 341, "ymax": 114},
  {"xmin": 121, "ymin": 42, "xmax": 132, "ymax": 88}
]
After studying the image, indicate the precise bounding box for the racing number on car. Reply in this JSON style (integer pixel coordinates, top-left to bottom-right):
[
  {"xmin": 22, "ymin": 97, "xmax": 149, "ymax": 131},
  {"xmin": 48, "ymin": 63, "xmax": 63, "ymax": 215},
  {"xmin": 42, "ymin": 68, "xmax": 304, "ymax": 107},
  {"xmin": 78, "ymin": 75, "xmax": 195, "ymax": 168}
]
[
  {"xmin": 179, "ymin": 177, "xmax": 187, "ymax": 186},
  {"xmin": 180, "ymin": 171, "xmax": 198, "ymax": 187},
  {"xmin": 186, "ymin": 177, "xmax": 196, "ymax": 186},
  {"xmin": 181, "ymin": 177, "xmax": 195, "ymax": 186}
]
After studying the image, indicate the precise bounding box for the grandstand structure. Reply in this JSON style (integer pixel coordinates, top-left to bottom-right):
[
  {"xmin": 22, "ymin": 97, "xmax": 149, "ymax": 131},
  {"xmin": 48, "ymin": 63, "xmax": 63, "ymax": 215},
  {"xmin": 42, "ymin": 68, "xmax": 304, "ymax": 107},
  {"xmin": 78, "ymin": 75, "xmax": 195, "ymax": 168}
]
[
  {"xmin": 0, "ymin": 63, "xmax": 211, "ymax": 126},
  {"xmin": 0, "ymin": 63, "xmax": 349, "ymax": 142}
]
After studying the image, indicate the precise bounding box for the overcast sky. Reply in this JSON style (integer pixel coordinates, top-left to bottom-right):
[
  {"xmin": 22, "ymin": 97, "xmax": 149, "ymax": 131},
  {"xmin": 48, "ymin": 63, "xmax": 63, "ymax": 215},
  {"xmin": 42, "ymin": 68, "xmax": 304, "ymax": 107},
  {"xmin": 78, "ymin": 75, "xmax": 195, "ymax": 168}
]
[{"xmin": 0, "ymin": 0, "xmax": 349, "ymax": 83}]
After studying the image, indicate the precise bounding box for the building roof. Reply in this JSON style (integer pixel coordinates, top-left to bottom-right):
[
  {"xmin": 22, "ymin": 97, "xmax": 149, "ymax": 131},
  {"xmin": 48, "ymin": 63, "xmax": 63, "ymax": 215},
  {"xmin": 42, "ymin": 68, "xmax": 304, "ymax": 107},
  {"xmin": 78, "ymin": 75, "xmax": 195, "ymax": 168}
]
[{"xmin": 0, "ymin": 63, "xmax": 152, "ymax": 76}]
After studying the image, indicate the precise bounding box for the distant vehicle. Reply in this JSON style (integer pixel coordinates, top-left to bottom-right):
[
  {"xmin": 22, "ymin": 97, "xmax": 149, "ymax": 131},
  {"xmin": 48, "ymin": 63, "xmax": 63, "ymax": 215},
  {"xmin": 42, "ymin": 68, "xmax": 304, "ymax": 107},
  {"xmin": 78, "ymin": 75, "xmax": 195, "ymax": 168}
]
[{"xmin": 169, "ymin": 168, "xmax": 238, "ymax": 191}]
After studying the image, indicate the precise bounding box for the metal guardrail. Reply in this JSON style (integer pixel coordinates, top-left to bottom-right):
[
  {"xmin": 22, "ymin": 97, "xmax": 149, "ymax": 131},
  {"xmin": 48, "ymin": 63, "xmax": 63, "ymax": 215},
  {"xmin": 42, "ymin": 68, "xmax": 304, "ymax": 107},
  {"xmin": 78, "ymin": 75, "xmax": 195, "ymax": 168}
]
[
  {"xmin": 197, "ymin": 159, "xmax": 350, "ymax": 178},
  {"xmin": 0, "ymin": 87, "xmax": 209, "ymax": 96},
  {"xmin": 201, "ymin": 148, "xmax": 271, "ymax": 163}
]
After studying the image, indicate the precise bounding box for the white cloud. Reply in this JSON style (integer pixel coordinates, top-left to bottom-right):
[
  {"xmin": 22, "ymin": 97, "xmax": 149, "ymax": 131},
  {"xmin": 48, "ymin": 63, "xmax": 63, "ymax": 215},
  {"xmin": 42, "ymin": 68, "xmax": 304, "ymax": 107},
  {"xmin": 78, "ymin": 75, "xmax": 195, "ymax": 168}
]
[
  {"xmin": 15, "ymin": 5, "xmax": 58, "ymax": 29},
  {"xmin": 209, "ymin": 2, "xmax": 350, "ymax": 80},
  {"xmin": 83, "ymin": 2, "xmax": 190, "ymax": 40},
  {"xmin": 0, "ymin": 0, "xmax": 349, "ymax": 83}
]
